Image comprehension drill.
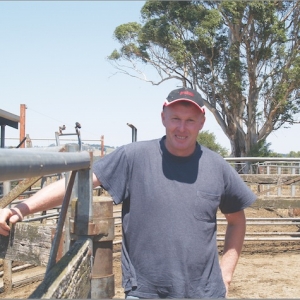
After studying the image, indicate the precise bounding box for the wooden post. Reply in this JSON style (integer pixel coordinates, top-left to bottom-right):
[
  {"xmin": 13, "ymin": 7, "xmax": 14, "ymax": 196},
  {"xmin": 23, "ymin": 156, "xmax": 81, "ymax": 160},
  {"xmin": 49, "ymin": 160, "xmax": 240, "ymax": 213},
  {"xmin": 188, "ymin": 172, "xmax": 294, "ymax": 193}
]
[
  {"xmin": 19, "ymin": 104, "xmax": 26, "ymax": 148},
  {"xmin": 89, "ymin": 197, "xmax": 114, "ymax": 299},
  {"xmin": 3, "ymin": 260, "xmax": 12, "ymax": 293},
  {"xmin": 3, "ymin": 181, "xmax": 12, "ymax": 292},
  {"xmin": 70, "ymin": 196, "xmax": 115, "ymax": 298}
]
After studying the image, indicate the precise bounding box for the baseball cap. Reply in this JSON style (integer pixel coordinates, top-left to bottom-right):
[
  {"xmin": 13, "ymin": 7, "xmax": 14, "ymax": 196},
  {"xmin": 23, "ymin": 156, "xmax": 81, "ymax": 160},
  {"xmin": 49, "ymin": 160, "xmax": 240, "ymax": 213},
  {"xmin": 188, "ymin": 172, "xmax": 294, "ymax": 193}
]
[{"xmin": 164, "ymin": 87, "xmax": 205, "ymax": 114}]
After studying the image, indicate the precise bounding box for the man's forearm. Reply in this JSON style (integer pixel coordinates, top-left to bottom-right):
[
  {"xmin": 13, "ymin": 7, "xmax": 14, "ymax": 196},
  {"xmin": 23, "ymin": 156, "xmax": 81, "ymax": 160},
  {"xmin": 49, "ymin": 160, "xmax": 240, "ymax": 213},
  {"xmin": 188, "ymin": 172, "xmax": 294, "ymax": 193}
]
[
  {"xmin": 220, "ymin": 211, "xmax": 246, "ymax": 291},
  {"xmin": 13, "ymin": 178, "xmax": 66, "ymax": 219},
  {"xmin": 13, "ymin": 173, "xmax": 101, "ymax": 219}
]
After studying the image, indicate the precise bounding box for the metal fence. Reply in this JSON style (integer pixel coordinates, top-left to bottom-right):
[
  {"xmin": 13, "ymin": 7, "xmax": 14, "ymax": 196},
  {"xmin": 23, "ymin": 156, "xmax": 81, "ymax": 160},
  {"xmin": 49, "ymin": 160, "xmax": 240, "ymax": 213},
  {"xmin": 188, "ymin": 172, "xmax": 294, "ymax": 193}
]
[{"xmin": 0, "ymin": 146, "xmax": 115, "ymax": 298}]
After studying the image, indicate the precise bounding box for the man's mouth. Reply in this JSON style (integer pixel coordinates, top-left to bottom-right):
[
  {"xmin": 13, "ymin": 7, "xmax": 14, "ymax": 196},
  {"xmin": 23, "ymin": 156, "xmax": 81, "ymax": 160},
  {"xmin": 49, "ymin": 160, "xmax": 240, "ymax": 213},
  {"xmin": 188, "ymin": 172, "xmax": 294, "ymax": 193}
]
[{"xmin": 175, "ymin": 135, "xmax": 187, "ymax": 140}]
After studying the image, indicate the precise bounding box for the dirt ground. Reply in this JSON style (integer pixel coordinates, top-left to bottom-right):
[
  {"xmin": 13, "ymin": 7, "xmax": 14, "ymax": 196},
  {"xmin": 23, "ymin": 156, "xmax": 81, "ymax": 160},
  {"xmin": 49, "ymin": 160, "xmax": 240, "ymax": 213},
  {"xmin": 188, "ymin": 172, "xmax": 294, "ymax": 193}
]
[{"xmin": 0, "ymin": 207, "xmax": 300, "ymax": 299}]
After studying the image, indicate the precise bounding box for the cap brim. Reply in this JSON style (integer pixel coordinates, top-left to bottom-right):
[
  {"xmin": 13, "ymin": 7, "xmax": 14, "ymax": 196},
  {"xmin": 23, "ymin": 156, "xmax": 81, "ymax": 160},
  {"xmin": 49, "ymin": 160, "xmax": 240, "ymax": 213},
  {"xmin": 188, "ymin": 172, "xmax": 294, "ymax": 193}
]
[{"xmin": 163, "ymin": 99, "xmax": 205, "ymax": 114}]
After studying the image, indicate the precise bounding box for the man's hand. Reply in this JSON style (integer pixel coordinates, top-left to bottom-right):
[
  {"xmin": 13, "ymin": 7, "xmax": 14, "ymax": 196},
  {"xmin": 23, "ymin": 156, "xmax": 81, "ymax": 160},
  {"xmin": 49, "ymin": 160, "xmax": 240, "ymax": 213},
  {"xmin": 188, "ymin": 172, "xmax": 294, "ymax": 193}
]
[
  {"xmin": 220, "ymin": 210, "xmax": 246, "ymax": 297},
  {"xmin": 0, "ymin": 208, "xmax": 23, "ymax": 236},
  {"xmin": 0, "ymin": 174, "xmax": 101, "ymax": 237}
]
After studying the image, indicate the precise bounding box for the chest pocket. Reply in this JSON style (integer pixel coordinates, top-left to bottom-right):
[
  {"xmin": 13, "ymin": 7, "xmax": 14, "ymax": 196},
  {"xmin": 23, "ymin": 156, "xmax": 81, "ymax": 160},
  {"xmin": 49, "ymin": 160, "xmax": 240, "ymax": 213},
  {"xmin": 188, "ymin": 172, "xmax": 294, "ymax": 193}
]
[{"xmin": 194, "ymin": 190, "xmax": 220, "ymax": 222}]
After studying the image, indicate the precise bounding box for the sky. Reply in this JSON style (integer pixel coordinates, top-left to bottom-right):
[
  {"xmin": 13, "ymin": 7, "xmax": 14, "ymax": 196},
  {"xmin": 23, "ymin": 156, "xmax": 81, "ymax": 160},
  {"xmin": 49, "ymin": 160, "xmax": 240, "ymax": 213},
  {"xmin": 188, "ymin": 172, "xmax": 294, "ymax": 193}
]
[{"xmin": 0, "ymin": 1, "xmax": 299, "ymax": 154}]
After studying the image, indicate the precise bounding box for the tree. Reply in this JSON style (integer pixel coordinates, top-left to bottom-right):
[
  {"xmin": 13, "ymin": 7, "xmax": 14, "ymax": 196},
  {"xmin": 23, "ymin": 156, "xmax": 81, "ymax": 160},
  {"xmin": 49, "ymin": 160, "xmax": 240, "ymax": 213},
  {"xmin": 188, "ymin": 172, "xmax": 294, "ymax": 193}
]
[
  {"xmin": 247, "ymin": 139, "xmax": 275, "ymax": 157},
  {"xmin": 108, "ymin": 1, "xmax": 300, "ymax": 157},
  {"xmin": 287, "ymin": 151, "xmax": 300, "ymax": 157},
  {"xmin": 197, "ymin": 130, "xmax": 228, "ymax": 156}
]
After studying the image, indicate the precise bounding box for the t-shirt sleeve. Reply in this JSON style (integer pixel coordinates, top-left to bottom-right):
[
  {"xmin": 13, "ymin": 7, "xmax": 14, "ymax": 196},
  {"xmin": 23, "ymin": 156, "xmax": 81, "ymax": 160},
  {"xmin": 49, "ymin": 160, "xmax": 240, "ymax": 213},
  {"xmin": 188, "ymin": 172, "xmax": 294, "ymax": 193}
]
[
  {"xmin": 92, "ymin": 146, "xmax": 129, "ymax": 204},
  {"xmin": 219, "ymin": 162, "xmax": 257, "ymax": 214}
]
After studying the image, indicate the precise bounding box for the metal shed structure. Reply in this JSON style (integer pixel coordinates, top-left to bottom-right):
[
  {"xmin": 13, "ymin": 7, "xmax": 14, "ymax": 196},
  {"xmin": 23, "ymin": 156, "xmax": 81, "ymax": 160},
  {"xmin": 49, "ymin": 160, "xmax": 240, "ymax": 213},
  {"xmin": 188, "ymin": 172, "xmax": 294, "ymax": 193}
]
[{"xmin": 0, "ymin": 109, "xmax": 20, "ymax": 148}]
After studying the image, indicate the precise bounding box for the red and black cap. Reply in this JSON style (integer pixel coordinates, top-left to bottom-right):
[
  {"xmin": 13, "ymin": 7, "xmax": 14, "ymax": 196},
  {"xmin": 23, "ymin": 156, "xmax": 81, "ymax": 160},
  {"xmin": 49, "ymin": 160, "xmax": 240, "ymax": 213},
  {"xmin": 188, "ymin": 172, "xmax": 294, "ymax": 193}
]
[{"xmin": 164, "ymin": 87, "xmax": 205, "ymax": 114}]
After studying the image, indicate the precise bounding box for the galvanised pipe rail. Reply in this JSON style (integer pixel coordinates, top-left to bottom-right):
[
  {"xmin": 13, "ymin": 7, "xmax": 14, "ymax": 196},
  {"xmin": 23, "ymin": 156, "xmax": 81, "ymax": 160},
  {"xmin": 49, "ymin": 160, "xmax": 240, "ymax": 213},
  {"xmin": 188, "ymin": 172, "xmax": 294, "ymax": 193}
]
[
  {"xmin": 114, "ymin": 219, "xmax": 300, "ymax": 226},
  {"xmin": 0, "ymin": 149, "xmax": 91, "ymax": 181},
  {"xmin": 218, "ymin": 221, "xmax": 300, "ymax": 225},
  {"xmin": 217, "ymin": 232, "xmax": 300, "ymax": 236},
  {"xmin": 224, "ymin": 157, "xmax": 300, "ymax": 162},
  {"xmin": 218, "ymin": 217, "xmax": 300, "ymax": 221},
  {"xmin": 22, "ymin": 213, "xmax": 60, "ymax": 222},
  {"xmin": 236, "ymin": 237, "xmax": 300, "ymax": 241},
  {"xmin": 113, "ymin": 237, "xmax": 300, "ymax": 243},
  {"xmin": 10, "ymin": 146, "xmax": 66, "ymax": 152}
]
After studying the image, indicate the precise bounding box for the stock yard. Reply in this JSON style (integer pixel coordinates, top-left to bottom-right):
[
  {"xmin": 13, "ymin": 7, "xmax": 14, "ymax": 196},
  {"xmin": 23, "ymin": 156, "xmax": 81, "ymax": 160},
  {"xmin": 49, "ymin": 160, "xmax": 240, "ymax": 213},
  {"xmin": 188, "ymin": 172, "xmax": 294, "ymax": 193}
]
[
  {"xmin": 0, "ymin": 205, "xmax": 300, "ymax": 299},
  {"xmin": 112, "ymin": 206, "xmax": 300, "ymax": 299},
  {"xmin": 1, "ymin": 159, "xmax": 300, "ymax": 299}
]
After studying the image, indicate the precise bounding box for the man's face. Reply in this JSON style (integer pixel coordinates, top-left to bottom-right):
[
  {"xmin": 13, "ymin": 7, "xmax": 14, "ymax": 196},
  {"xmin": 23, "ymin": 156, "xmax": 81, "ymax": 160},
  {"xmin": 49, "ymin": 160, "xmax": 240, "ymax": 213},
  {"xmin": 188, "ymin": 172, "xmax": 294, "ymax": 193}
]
[{"xmin": 161, "ymin": 101, "xmax": 205, "ymax": 157}]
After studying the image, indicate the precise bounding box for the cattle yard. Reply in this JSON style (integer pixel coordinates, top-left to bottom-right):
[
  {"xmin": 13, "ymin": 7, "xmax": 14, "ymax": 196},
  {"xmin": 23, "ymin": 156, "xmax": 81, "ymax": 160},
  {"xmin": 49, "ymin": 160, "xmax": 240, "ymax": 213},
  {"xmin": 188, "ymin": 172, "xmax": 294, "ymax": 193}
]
[
  {"xmin": 0, "ymin": 153, "xmax": 300, "ymax": 299},
  {"xmin": 1, "ymin": 205, "xmax": 300, "ymax": 299}
]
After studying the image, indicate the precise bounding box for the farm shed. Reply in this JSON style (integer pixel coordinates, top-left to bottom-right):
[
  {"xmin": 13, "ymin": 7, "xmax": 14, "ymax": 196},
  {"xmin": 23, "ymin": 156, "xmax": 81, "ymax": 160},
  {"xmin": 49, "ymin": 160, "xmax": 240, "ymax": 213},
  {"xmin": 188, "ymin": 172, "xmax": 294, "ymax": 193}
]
[{"xmin": 0, "ymin": 109, "xmax": 20, "ymax": 148}]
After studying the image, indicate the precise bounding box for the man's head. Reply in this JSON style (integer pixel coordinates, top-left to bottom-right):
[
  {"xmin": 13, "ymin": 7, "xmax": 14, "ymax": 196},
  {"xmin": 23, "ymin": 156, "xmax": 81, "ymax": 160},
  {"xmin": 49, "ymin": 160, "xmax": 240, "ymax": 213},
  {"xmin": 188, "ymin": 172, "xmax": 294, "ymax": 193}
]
[
  {"xmin": 163, "ymin": 87, "xmax": 205, "ymax": 114},
  {"xmin": 161, "ymin": 87, "xmax": 206, "ymax": 157}
]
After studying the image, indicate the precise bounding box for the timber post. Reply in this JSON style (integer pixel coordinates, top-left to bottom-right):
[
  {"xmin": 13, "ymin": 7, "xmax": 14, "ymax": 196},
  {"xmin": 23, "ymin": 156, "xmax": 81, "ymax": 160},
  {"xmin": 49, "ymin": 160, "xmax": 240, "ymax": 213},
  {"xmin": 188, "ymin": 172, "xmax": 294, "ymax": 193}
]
[
  {"xmin": 3, "ymin": 181, "xmax": 12, "ymax": 293},
  {"xmin": 70, "ymin": 196, "xmax": 115, "ymax": 299}
]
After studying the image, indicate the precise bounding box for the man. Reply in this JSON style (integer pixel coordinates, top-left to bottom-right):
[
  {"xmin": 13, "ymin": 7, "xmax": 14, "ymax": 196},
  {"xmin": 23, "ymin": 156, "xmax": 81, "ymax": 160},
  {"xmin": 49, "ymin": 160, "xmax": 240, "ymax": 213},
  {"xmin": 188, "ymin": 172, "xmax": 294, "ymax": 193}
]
[{"xmin": 0, "ymin": 87, "xmax": 256, "ymax": 298}]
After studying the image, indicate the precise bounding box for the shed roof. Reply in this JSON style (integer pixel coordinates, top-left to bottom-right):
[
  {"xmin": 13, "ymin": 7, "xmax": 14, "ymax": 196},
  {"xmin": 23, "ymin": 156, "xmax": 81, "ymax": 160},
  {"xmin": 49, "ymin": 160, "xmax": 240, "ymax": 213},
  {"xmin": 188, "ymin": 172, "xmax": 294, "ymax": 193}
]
[{"xmin": 0, "ymin": 109, "xmax": 20, "ymax": 129}]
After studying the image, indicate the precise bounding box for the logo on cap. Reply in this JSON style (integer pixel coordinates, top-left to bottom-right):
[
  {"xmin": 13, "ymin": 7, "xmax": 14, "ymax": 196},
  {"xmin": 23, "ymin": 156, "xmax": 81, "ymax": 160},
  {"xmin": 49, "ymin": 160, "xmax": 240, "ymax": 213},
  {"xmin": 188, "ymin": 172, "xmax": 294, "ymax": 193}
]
[{"xmin": 180, "ymin": 91, "xmax": 194, "ymax": 97}]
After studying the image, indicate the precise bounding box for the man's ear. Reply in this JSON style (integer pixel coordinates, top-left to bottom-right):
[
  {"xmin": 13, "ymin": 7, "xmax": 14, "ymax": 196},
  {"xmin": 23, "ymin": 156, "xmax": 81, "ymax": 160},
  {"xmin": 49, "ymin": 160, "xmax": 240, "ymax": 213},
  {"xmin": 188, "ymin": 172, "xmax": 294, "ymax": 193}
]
[
  {"xmin": 199, "ymin": 115, "xmax": 206, "ymax": 131},
  {"xmin": 161, "ymin": 110, "xmax": 166, "ymax": 127}
]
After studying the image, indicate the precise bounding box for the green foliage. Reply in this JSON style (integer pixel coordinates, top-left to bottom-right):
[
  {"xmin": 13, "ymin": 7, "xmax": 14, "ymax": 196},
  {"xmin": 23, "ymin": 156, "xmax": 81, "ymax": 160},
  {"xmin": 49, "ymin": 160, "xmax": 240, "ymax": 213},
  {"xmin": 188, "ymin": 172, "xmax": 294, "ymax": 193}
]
[
  {"xmin": 197, "ymin": 130, "xmax": 228, "ymax": 157},
  {"xmin": 248, "ymin": 139, "xmax": 285, "ymax": 157},
  {"xmin": 268, "ymin": 151, "xmax": 283, "ymax": 158},
  {"xmin": 248, "ymin": 139, "xmax": 273, "ymax": 157},
  {"xmin": 287, "ymin": 151, "xmax": 300, "ymax": 158},
  {"xmin": 113, "ymin": 22, "xmax": 142, "ymax": 43},
  {"xmin": 108, "ymin": 22, "xmax": 149, "ymax": 62}
]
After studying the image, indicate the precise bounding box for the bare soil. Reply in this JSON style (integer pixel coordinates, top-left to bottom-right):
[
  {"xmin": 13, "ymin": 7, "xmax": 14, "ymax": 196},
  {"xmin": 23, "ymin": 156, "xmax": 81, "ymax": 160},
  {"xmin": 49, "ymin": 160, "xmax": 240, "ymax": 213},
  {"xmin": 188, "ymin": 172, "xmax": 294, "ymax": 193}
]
[{"xmin": 1, "ymin": 207, "xmax": 300, "ymax": 299}]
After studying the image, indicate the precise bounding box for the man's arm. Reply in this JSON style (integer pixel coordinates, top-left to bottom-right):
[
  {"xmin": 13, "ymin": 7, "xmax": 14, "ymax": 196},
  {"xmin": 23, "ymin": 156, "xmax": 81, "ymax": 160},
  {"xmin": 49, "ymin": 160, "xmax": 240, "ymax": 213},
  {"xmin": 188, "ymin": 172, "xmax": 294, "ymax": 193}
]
[
  {"xmin": 220, "ymin": 209, "xmax": 246, "ymax": 295},
  {"xmin": 0, "ymin": 173, "xmax": 101, "ymax": 236}
]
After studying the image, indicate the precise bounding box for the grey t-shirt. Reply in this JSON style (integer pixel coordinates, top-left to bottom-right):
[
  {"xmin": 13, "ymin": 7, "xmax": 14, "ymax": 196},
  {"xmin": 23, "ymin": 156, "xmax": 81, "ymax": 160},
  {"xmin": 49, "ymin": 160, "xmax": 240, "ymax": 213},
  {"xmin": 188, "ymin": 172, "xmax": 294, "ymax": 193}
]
[{"xmin": 93, "ymin": 137, "xmax": 256, "ymax": 298}]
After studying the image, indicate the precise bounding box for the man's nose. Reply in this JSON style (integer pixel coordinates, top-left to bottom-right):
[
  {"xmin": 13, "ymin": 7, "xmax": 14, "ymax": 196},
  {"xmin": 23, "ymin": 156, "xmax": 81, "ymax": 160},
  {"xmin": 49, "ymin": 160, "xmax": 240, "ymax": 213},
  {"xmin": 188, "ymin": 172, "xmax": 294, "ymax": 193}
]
[{"xmin": 177, "ymin": 121, "xmax": 185, "ymax": 131}]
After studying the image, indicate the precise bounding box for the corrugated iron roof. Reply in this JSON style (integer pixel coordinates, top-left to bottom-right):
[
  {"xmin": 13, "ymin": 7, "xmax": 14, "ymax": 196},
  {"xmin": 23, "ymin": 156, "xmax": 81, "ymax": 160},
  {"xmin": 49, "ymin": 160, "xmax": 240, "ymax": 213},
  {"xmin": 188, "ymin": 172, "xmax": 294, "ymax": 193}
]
[{"xmin": 0, "ymin": 109, "xmax": 20, "ymax": 129}]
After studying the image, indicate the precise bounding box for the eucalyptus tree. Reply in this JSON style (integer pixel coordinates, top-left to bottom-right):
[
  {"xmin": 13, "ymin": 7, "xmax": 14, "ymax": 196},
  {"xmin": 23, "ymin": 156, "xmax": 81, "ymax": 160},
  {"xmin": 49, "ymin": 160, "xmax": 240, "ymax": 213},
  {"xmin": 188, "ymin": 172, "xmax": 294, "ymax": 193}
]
[{"xmin": 109, "ymin": 1, "xmax": 300, "ymax": 157}]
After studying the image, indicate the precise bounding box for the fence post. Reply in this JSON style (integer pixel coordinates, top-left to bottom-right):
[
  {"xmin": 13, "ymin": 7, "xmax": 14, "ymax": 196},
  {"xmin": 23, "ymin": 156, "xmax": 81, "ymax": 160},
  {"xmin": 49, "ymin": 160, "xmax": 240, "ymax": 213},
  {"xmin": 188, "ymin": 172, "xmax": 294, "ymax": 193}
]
[
  {"xmin": 277, "ymin": 165, "xmax": 282, "ymax": 196},
  {"xmin": 64, "ymin": 143, "xmax": 80, "ymax": 255},
  {"xmin": 70, "ymin": 195, "xmax": 115, "ymax": 299},
  {"xmin": 69, "ymin": 153, "xmax": 115, "ymax": 299},
  {"xmin": 3, "ymin": 181, "xmax": 12, "ymax": 293},
  {"xmin": 291, "ymin": 164, "xmax": 296, "ymax": 197},
  {"xmin": 90, "ymin": 196, "xmax": 115, "ymax": 299}
]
